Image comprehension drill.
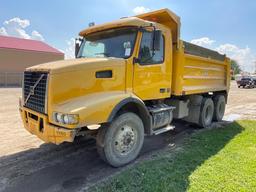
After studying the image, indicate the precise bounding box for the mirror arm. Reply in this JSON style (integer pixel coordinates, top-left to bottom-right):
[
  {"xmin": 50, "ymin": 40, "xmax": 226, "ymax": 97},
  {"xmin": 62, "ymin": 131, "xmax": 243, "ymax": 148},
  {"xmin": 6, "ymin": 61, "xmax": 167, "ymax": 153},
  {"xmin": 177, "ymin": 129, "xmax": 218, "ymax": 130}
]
[
  {"xmin": 133, "ymin": 57, "xmax": 140, "ymax": 64},
  {"xmin": 75, "ymin": 37, "xmax": 84, "ymax": 58},
  {"xmin": 152, "ymin": 26, "xmax": 157, "ymax": 51}
]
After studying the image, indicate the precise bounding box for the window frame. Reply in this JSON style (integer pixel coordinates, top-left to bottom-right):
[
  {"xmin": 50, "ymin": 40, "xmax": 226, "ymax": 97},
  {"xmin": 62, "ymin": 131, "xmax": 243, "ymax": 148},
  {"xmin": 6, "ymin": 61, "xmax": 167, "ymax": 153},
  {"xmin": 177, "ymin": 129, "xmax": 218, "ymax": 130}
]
[{"xmin": 138, "ymin": 31, "xmax": 165, "ymax": 66}]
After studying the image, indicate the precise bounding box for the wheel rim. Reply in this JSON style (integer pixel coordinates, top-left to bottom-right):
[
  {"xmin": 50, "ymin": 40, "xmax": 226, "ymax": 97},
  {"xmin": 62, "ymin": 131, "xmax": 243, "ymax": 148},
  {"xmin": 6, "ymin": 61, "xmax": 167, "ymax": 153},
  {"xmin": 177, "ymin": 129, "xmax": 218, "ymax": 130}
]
[{"xmin": 114, "ymin": 125, "xmax": 137, "ymax": 156}]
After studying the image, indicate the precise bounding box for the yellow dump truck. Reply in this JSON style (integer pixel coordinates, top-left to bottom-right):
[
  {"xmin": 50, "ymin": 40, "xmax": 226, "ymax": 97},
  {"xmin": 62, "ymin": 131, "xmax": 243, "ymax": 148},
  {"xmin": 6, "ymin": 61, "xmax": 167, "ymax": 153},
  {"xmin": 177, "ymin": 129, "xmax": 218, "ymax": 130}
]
[{"xmin": 19, "ymin": 9, "xmax": 230, "ymax": 167}]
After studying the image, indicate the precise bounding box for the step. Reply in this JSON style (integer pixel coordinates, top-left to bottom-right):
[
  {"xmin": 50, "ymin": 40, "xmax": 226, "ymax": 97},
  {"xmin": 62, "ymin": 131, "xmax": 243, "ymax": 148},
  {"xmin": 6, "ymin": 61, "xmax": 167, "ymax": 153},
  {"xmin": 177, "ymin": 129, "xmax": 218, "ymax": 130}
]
[{"xmin": 152, "ymin": 125, "xmax": 175, "ymax": 135}]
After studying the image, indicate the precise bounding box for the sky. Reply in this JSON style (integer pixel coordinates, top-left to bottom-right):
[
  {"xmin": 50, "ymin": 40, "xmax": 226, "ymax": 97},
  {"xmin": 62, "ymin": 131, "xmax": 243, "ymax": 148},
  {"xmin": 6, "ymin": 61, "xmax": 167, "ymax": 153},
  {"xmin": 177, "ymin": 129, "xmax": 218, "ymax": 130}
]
[{"xmin": 0, "ymin": 0, "xmax": 255, "ymax": 72}]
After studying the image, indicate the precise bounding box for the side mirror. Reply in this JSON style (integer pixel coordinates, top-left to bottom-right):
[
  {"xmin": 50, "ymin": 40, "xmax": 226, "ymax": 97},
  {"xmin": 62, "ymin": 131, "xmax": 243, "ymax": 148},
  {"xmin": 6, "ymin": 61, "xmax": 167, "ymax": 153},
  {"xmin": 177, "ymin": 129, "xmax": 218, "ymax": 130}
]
[
  {"xmin": 152, "ymin": 30, "xmax": 162, "ymax": 51},
  {"xmin": 75, "ymin": 38, "xmax": 83, "ymax": 58}
]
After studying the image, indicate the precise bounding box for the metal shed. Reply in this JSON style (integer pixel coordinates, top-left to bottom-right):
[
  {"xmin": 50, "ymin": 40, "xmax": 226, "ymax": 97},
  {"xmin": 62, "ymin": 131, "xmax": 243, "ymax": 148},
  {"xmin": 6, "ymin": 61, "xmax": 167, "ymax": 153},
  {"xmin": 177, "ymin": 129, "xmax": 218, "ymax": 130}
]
[{"xmin": 0, "ymin": 35, "xmax": 64, "ymax": 87}]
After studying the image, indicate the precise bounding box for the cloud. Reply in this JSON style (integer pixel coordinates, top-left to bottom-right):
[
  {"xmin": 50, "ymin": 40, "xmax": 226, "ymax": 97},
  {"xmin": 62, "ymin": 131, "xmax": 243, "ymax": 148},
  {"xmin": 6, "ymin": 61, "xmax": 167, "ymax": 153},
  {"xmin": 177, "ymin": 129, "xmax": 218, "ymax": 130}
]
[
  {"xmin": 31, "ymin": 30, "xmax": 44, "ymax": 41},
  {"xmin": 132, "ymin": 6, "xmax": 150, "ymax": 15},
  {"xmin": 190, "ymin": 37, "xmax": 255, "ymax": 72},
  {"xmin": 4, "ymin": 17, "xmax": 30, "ymax": 28},
  {"xmin": 215, "ymin": 44, "xmax": 239, "ymax": 53},
  {"xmin": 216, "ymin": 44, "xmax": 255, "ymax": 72},
  {"xmin": 64, "ymin": 38, "xmax": 75, "ymax": 59},
  {"xmin": 0, "ymin": 17, "xmax": 44, "ymax": 41},
  {"xmin": 191, "ymin": 37, "xmax": 215, "ymax": 48}
]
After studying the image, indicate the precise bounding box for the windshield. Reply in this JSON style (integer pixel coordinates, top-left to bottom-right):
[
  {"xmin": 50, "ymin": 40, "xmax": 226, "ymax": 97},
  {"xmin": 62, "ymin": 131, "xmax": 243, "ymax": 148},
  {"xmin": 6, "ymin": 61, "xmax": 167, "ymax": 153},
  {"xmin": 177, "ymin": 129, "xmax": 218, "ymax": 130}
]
[{"xmin": 77, "ymin": 28, "xmax": 137, "ymax": 59}]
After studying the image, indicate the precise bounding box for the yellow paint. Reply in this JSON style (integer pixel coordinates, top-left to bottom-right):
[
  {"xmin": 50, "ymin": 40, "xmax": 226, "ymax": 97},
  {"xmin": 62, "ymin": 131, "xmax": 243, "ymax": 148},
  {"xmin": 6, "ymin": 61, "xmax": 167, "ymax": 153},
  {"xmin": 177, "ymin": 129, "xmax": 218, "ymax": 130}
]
[
  {"xmin": 50, "ymin": 92, "xmax": 132, "ymax": 128},
  {"xmin": 135, "ymin": 8, "xmax": 181, "ymax": 49},
  {"xmin": 20, "ymin": 107, "xmax": 76, "ymax": 144},
  {"xmin": 172, "ymin": 41, "xmax": 230, "ymax": 95},
  {"xmin": 132, "ymin": 24, "xmax": 173, "ymax": 100},
  {"xmin": 20, "ymin": 8, "xmax": 230, "ymax": 144}
]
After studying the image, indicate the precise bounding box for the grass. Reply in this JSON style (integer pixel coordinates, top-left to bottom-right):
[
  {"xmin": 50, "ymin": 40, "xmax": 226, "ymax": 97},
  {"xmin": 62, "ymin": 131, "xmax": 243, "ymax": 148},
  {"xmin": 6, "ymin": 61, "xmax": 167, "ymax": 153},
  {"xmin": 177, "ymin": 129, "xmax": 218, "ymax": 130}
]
[{"xmin": 91, "ymin": 120, "xmax": 256, "ymax": 192}]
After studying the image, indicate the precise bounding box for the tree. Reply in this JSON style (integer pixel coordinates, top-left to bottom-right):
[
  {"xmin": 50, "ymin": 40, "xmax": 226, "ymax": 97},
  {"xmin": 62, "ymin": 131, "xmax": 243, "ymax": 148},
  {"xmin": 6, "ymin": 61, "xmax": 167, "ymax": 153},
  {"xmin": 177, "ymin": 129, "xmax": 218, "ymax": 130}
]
[{"xmin": 231, "ymin": 60, "xmax": 242, "ymax": 75}]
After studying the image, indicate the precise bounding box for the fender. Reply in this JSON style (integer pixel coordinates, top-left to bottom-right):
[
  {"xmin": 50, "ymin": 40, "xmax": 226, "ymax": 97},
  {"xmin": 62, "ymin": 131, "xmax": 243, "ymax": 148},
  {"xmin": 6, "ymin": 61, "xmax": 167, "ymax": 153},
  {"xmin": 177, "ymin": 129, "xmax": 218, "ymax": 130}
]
[
  {"xmin": 50, "ymin": 91, "xmax": 131, "ymax": 128},
  {"xmin": 108, "ymin": 96, "xmax": 152, "ymax": 135},
  {"xmin": 50, "ymin": 91, "xmax": 152, "ymax": 134}
]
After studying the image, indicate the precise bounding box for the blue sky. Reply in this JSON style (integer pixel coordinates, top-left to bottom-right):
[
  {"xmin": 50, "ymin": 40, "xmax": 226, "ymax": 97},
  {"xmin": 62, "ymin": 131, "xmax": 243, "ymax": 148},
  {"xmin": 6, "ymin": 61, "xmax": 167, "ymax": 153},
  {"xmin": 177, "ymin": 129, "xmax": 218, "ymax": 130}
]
[{"xmin": 0, "ymin": 0, "xmax": 255, "ymax": 71}]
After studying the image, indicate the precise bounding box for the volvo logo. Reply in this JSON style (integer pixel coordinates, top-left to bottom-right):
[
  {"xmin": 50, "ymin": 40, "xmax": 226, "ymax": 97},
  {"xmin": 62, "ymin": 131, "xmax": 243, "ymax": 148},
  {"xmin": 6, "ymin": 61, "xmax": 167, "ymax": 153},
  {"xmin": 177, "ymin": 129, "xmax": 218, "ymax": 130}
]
[
  {"xmin": 29, "ymin": 86, "xmax": 35, "ymax": 95},
  {"xmin": 24, "ymin": 74, "xmax": 45, "ymax": 105}
]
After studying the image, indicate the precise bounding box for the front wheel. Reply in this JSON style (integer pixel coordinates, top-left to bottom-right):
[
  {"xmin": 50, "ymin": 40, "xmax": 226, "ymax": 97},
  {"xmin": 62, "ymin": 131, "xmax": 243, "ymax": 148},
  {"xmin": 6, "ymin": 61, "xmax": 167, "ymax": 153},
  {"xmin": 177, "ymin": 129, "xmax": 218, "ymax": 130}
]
[{"xmin": 96, "ymin": 112, "xmax": 144, "ymax": 167}]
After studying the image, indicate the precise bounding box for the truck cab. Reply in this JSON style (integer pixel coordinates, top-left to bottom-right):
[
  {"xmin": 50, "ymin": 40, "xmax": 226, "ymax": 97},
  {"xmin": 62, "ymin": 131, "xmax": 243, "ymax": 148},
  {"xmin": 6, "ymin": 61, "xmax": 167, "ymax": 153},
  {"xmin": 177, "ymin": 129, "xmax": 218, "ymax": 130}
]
[{"xmin": 19, "ymin": 9, "xmax": 230, "ymax": 167}]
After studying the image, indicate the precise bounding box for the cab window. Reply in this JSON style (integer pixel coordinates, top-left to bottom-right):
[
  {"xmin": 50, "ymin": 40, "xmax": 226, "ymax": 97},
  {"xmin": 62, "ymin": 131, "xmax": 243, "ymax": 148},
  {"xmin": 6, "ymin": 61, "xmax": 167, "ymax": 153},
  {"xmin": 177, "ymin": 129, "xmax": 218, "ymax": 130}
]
[{"xmin": 139, "ymin": 31, "xmax": 164, "ymax": 65}]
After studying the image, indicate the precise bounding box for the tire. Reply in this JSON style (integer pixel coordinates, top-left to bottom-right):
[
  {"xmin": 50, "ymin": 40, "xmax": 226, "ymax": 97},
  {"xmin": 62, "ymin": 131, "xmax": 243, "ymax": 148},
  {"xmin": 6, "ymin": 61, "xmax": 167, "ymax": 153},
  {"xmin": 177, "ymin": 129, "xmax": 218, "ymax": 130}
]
[
  {"xmin": 213, "ymin": 95, "xmax": 226, "ymax": 122},
  {"xmin": 96, "ymin": 112, "xmax": 144, "ymax": 167},
  {"xmin": 199, "ymin": 98, "xmax": 214, "ymax": 128}
]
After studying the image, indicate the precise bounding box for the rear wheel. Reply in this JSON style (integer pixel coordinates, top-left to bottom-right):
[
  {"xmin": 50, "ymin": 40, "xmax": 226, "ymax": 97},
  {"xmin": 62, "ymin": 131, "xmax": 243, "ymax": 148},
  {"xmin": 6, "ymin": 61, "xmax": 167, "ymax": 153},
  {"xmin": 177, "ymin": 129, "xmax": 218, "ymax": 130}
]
[
  {"xmin": 199, "ymin": 98, "xmax": 214, "ymax": 127},
  {"xmin": 96, "ymin": 112, "xmax": 144, "ymax": 167},
  {"xmin": 213, "ymin": 95, "xmax": 226, "ymax": 122}
]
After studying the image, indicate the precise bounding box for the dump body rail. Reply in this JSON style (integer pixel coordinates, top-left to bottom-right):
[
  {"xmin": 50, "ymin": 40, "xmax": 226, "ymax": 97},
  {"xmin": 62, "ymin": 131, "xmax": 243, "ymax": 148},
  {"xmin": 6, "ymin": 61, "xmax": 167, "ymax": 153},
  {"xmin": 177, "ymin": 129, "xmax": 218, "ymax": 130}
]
[
  {"xmin": 183, "ymin": 41, "xmax": 225, "ymax": 62},
  {"xmin": 172, "ymin": 41, "xmax": 230, "ymax": 96}
]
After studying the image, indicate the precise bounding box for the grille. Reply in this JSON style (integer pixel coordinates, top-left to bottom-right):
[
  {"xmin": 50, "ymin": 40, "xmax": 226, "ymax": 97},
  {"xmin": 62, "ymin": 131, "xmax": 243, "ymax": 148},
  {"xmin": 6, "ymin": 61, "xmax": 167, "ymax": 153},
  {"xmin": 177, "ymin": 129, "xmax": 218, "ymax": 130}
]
[{"xmin": 23, "ymin": 71, "xmax": 48, "ymax": 114}]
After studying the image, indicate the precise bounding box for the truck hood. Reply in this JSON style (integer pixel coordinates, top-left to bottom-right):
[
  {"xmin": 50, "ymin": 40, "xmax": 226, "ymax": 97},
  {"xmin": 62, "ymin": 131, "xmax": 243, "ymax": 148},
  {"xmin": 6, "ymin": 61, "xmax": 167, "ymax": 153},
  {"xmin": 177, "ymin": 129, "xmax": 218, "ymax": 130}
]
[{"xmin": 26, "ymin": 57, "xmax": 125, "ymax": 74}]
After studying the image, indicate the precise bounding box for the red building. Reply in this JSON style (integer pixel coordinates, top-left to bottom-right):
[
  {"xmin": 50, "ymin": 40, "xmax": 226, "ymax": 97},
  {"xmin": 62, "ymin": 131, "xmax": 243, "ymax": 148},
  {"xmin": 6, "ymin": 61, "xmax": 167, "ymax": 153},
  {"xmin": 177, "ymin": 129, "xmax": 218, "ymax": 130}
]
[{"xmin": 0, "ymin": 35, "xmax": 64, "ymax": 87}]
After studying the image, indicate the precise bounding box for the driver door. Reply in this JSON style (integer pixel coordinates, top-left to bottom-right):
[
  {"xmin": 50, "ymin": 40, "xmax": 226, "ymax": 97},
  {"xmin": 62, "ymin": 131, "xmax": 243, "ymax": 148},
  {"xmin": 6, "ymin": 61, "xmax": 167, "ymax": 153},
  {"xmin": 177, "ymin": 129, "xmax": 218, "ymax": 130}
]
[{"xmin": 133, "ymin": 30, "xmax": 170, "ymax": 100}]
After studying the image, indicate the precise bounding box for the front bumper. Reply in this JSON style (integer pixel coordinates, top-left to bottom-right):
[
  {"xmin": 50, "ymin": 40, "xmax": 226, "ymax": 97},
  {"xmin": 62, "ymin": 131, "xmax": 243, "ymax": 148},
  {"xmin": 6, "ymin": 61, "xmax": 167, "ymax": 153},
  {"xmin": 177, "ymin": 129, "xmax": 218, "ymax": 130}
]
[{"xmin": 19, "ymin": 107, "xmax": 77, "ymax": 145}]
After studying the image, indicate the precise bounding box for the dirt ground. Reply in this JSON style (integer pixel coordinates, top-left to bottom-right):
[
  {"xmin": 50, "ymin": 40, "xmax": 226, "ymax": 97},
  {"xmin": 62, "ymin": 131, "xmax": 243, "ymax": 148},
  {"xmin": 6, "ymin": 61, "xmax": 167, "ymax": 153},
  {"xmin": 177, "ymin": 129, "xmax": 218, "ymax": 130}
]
[
  {"xmin": 224, "ymin": 81, "xmax": 256, "ymax": 120},
  {"xmin": 0, "ymin": 81, "xmax": 255, "ymax": 192}
]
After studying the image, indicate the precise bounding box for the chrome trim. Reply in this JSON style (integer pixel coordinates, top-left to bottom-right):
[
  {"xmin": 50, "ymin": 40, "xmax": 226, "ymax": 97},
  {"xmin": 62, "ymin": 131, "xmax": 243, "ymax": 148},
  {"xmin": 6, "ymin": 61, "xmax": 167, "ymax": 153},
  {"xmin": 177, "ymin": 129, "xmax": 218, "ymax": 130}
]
[
  {"xmin": 22, "ymin": 71, "xmax": 25, "ymax": 104},
  {"xmin": 44, "ymin": 73, "xmax": 49, "ymax": 114}
]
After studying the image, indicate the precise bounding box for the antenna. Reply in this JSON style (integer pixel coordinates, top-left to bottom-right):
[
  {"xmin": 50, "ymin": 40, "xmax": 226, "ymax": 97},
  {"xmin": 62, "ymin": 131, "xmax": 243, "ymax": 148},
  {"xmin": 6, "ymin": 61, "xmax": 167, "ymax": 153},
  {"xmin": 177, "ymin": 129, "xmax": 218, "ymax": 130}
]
[{"xmin": 88, "ymin": 22, "xmax": 95, "ymax": 27}]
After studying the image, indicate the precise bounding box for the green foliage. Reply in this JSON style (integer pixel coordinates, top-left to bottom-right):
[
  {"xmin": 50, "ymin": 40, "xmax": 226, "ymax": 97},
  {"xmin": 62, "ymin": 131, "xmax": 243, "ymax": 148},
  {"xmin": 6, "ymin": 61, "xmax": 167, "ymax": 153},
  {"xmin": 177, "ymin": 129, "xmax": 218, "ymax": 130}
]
[
  {"xmin": 231, "ymin": 60, "xmax": 242, "ymax": 75},
  {"xmin": 92, "ymin": 121, "xmax": 256, "ymax": 192}
]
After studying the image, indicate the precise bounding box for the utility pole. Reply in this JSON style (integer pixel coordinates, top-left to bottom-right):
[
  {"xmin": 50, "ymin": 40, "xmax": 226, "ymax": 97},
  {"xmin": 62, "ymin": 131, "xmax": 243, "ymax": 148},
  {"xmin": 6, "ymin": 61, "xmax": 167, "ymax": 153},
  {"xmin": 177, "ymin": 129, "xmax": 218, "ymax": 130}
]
[{"xmin": 254, "ymin": 61, "xmax": 256, "ymax": 74}]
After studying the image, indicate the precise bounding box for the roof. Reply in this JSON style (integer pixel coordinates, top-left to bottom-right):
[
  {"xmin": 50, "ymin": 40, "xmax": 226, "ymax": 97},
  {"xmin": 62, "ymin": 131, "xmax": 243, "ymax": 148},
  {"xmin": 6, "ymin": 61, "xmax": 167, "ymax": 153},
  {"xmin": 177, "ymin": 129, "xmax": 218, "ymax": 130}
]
[
  {"xmin": 79, "ymin": 17, "xmax": 151, "ymax": 36},
  {"xmin": 0, "ymin": 35, "xmax": 63, "ymax": 55}
]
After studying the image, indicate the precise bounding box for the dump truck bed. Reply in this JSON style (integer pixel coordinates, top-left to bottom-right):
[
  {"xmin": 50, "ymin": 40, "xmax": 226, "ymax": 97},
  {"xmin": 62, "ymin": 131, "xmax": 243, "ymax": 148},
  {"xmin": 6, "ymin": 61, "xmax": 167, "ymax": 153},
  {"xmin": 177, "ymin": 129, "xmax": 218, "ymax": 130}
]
[{"xmin": 172, "ymin": 41, "xmax": 230, "ymax": 96}]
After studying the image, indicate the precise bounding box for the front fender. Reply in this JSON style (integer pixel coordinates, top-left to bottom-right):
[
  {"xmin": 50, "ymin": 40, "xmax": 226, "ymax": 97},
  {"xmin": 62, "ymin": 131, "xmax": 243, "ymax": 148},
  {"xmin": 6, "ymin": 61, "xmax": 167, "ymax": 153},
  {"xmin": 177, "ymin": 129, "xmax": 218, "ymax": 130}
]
[{"xmin": 50, "ymin": 91, "xmax": 133, "ymax": 128}]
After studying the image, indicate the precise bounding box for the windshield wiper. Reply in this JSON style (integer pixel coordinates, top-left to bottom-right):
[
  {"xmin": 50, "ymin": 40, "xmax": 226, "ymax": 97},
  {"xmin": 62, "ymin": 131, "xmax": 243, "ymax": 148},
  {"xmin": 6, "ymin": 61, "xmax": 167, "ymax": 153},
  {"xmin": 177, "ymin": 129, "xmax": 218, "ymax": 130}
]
[{"xmin": 95, "ymin": 53, "xmax": 111, "ymax": 57}]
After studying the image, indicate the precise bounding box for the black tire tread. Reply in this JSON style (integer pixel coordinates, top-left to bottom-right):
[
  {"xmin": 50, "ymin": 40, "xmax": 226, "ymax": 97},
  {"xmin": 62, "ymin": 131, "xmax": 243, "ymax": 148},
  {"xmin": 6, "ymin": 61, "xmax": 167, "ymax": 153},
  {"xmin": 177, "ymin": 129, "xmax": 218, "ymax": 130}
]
[
  {"xmin": 96, "ymin": 112, "xmax": 144, "ymax": 167},
  {"xmin": 213, "ymin": 95, "xmax": 226, "ymax": 121},
  {"xmin": 199, "ymin": 97, "xmax": 214, "ymax": 128},
  {"xmin": 96, "ymin": 124, "xmax": 108, "ymax": 163}
]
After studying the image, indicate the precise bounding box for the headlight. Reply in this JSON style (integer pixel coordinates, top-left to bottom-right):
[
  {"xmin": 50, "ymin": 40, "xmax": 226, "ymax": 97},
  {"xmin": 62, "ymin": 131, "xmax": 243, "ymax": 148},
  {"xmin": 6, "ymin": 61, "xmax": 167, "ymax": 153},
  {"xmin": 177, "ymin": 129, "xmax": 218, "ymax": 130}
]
[
  {"xmin": 53, "ymin": 112, "xmax": 79, "ymax": 125},
  {"xmin": 63, "ymin": 114, "xmax": 79, "ymax": 124},
  {"xmin": 56, "ymin": 113, "xmax": 64, "ymax": 123}
]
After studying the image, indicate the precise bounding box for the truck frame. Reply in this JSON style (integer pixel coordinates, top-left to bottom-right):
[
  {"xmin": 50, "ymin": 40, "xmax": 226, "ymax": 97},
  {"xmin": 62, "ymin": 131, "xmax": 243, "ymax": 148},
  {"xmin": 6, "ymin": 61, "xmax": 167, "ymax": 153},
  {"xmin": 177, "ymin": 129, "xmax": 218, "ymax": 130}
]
[{"xmin": 19, "ymin": 9, "xmax": 230, "ymax": 167}]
